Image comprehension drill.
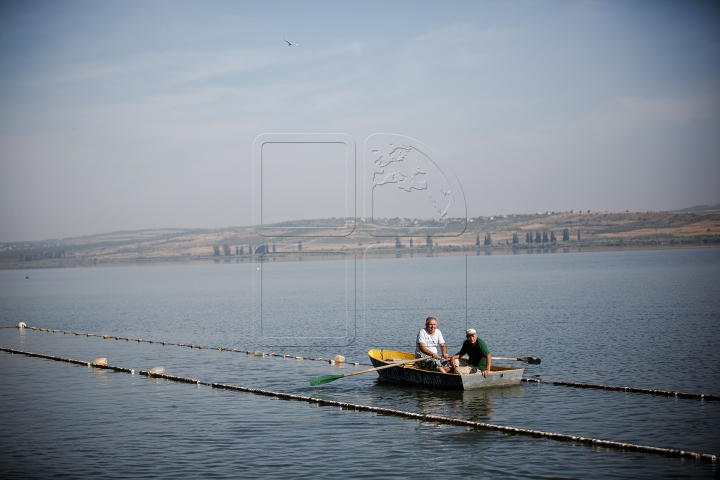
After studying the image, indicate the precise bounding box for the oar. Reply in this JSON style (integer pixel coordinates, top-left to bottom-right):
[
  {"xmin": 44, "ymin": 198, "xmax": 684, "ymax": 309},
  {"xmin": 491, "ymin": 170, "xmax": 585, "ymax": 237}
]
[
  {"xmin": 310, "ymin": 356, "xmax": 431, "ymax": 386},
  {"xmin": 492, "ymin": 356, "xmax": 541, "ymax": 365}
]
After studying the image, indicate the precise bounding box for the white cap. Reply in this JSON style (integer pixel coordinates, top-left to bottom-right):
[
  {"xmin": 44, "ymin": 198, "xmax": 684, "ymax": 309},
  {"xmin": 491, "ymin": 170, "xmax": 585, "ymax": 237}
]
[{"xmin": 466, "ymin": 328, "xmax": 477, "ymax": 336}]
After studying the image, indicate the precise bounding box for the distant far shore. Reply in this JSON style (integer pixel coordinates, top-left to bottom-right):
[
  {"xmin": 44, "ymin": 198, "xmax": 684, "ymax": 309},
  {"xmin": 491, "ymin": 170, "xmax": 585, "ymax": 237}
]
[
  {"xmin": 2, "ymin": 242, "xmax": 718, "ymax": 270},
  {"xmin": 1, "ymin": 209, "xmax": 719, "ymax": 270}
]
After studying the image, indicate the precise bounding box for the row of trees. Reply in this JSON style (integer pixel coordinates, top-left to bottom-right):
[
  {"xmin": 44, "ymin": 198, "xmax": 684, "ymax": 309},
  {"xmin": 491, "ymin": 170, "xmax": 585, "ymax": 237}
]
[
  {"xmin": 524, "ymin": 231, "xmax": 558, "ymax": 243},
  {"xmin": 213, "ymin": 244, "xmax": 277, "ymax": 256},
  {"xmin": 394, "ymin": 236, "xmax": 437, "ymax": 248},
  {"xmin": 19, "ymin": 250, "xmax": 65, "ymax": 261},
  {"xmin": 218, "ymin": 229, "xmax": 583, "ymax": 254},
  {"xmin": 477, "ymin": 229, "xmax": 581, "ymax": 246}
]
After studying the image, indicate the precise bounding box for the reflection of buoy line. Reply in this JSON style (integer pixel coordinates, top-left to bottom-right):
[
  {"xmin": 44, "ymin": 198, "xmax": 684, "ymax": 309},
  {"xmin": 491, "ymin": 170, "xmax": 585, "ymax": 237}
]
[
  {"xmin": 14, "ymin": 326, "xmax": 719, "ymax": 401},
  {"xmin": 0, "ymin": 345, "xmax": 715, "ymax": 463}
]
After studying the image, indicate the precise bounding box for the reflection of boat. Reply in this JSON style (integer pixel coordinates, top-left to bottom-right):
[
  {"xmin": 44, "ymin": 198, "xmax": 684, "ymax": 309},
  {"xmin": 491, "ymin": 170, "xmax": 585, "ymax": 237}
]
[{"xmin": 368, "ymin": 349, "xmax": 524, "ymax": 390}]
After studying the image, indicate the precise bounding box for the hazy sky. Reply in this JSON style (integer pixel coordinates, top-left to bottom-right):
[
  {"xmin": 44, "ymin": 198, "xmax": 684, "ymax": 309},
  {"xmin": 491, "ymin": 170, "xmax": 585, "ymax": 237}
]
[{"xmin": 1, "ymin": 1, "xmax": 719, "ymax": 242}]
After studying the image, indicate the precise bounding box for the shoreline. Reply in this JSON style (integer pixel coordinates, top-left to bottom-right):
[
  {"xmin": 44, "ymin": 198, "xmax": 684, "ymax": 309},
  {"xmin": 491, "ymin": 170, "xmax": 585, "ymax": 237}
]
[
  {"xmin": 2, "ymin": 242, "xmax": 718, "ymax": 270},
  {"xmin": 3, "ymin": 210, "xmax": 719, "ymax": 270}
]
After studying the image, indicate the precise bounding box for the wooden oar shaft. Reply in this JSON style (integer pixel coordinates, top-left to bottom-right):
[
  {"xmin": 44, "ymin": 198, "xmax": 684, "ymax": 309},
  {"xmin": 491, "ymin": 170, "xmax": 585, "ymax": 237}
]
[
  {"xmin": 342, "ymin": 356, "xmax": 431, "ymax": 378},
  {"xmin": 492, "ymin": 356, "xmax": 541, "ymax": 364}
]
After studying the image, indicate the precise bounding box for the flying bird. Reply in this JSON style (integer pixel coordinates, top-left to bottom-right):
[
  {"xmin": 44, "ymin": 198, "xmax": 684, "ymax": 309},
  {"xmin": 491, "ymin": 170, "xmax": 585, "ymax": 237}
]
[{"xmin": 284, "ymin": 39, "xmax": 299, "ymax": 46}]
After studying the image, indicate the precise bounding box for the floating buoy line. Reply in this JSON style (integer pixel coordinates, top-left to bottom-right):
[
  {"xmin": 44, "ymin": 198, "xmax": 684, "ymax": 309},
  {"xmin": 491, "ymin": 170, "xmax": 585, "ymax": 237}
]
[
  {"xmin": 0, "ymin": 346, "xmax": 134, "ymax": 373},
  {"xmin": 552, "ymin": 381, "xmax": 720, "ymax": 401},
  {"xmin": 0, "ymin": 345, "xmax": 716, "ymax": 463},
  {"xmin": 6, "ymin": 325, "xmax": 720, "ymax": 402},
  {"xmin": 18, "ymin": 325, "xmax": 362, "ymax": 365}
]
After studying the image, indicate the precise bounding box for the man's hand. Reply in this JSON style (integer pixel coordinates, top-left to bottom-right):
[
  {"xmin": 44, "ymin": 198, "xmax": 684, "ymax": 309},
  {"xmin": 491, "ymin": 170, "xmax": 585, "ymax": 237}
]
[{"xmin": 482, "ymin": 369, "xmax": 490, "ymax": 378}]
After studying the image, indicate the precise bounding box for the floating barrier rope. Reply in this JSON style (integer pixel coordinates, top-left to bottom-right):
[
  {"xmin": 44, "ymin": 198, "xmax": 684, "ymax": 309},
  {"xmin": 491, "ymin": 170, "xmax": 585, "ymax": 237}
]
[
  {"xmin": 12, "ymin": 325, "xmax": 720, "ymax": 401},
  {"xmin": 553, "ymin": 381, "xmax": 720, "ymax": 401},
  {"xmin": 140, "ymin": 371, "xmax": 203, "ymax": 384},
  {"xmin": 0, "ymin": 347, "xmax": 133, "ymax": 373},
  {"xmin": 0, "ymin": 346, "xmax": 715, "ymax": 463},
  {"xmin": 24, "ymin": 325, "xmax": 363, "ymax": 365},
  {"xmin": 210, "ymin": 382, "xmax": 717, "ymax": 463}
]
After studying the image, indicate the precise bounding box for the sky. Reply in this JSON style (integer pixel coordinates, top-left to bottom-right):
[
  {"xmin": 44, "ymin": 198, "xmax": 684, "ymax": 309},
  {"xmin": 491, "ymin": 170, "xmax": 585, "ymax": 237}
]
[{"xmin": 0, "ymin": 0, "xmax": 719, "ymax": 242}]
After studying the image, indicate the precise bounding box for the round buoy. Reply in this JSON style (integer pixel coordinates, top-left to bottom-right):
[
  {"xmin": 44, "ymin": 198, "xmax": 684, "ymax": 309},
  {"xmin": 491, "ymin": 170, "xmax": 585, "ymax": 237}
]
[
  {"xmin": 92, "ymin": 357, "xmax": 108, "ymax": 366},
  {"xmin": 17, "ymin": 322, "xmax": 26, "ymax": 329},
  {"xmin": 334, "ymin": 355, "xmax": 345, "ymax": 364}
]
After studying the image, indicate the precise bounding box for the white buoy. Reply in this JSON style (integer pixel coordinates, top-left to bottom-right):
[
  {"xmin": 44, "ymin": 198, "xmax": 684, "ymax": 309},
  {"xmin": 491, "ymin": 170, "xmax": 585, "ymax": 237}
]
[
  {"xmin": 17, "ymin": 322, "xmax": 26, "ymax": 329},
  {"xmin": 148, "ymin": 366, "xmax": 165, "ymax": 375},
  {"xmin": 92, "ymin": 357, "xmax": 108, "ymax": 366}
]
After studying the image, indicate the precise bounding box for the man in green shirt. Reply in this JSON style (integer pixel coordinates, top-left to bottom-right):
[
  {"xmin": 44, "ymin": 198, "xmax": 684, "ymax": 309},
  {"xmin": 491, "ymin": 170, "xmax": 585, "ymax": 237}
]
[{"xmin": 451, "ymin": 328, "xmax": 492, "ymax": 377}]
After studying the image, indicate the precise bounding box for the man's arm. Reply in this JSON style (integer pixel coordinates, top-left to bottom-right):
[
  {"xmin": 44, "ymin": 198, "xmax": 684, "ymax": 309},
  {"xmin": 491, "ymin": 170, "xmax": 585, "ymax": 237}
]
[
  {"xmin": 440, "ymin": 343, "xmax": 448, "ymax": 359},
  {"xmin": 417, "ymin": 343, "xmax": 439, "ymax": 359},
  {"xmin": 450, "ymin": 341, "xmax": 467, "ymax": 364},
  {"xmin": 482, "ymin": 354, "xmax": 492, "ymax": 378}
]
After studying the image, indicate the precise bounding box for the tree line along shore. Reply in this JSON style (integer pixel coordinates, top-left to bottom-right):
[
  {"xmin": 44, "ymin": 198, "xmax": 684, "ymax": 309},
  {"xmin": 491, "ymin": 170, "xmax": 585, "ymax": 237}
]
[{"xmin": 1, "ymin": 210, "xmax": 719, "ymax": 269}]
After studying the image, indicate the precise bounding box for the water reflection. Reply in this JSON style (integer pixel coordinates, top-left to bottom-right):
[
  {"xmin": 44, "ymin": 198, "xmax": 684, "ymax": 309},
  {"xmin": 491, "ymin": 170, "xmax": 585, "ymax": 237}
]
[{"xmin": 369, "ymin": 379, "xmax": 524, "ymax": 423}]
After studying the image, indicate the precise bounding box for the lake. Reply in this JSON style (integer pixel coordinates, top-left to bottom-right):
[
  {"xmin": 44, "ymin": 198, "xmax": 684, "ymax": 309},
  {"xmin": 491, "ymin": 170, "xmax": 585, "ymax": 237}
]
[{"xmin": 1, "ymin": 247, "xmax": 719, "ymax": 478}]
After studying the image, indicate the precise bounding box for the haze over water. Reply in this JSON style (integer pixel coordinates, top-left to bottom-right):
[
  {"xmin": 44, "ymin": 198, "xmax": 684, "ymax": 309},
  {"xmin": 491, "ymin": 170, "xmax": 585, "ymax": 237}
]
[{"xmin": 1, "ymin": 248, "xmax": 718, "ymax": 478}]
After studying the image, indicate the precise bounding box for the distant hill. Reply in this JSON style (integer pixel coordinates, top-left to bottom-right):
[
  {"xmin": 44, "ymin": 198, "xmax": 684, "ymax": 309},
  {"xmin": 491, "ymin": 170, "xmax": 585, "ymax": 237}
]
[
  {"xmin": 674, "ymin": 203, "xmax": 720, "ymax": 213},
  {"xmin": 2, "ymin": 210, "xmax": 719, "ymax": 269}
]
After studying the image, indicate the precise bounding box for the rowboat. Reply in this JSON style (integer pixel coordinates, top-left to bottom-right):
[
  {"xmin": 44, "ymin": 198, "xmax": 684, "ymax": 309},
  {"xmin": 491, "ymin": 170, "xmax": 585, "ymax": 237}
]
[{"xmin": 368, "ymin": 349, "xmax": 524, "ymax": 390}]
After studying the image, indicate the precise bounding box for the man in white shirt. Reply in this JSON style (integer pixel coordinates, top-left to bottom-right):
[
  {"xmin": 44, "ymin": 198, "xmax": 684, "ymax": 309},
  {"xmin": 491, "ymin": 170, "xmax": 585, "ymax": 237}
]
[{"xmin": 415, "ymin": 316, "xmax": 452, "ymax": 373}]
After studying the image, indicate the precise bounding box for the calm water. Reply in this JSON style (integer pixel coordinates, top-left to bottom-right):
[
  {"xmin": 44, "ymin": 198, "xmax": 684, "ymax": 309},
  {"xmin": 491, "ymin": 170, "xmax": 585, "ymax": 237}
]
[{"xmin": 1, "ymin": 248, "xmax": 719, "ymax": 478}]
